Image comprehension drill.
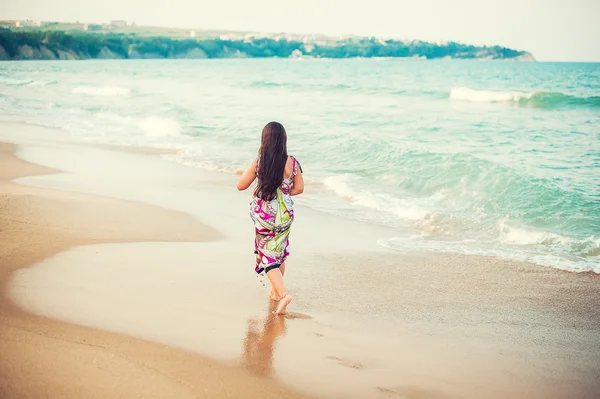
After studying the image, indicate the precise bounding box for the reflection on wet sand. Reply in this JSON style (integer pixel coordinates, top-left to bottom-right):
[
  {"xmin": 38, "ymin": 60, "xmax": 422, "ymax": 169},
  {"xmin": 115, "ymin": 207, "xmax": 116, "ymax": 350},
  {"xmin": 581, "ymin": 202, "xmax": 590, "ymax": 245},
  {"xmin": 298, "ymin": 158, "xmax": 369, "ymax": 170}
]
[{"xmin": 242, "ymin": 300, "xmax": 287, "ymax": 376}]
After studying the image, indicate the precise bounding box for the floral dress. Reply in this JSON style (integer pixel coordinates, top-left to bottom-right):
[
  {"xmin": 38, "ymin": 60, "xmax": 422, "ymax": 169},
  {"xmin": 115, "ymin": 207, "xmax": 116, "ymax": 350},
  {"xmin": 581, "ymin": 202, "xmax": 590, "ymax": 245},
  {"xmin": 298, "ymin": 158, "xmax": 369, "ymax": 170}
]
[{"xmin": 251, "ymin": 156, "xmax": 299, "ymax": 274}]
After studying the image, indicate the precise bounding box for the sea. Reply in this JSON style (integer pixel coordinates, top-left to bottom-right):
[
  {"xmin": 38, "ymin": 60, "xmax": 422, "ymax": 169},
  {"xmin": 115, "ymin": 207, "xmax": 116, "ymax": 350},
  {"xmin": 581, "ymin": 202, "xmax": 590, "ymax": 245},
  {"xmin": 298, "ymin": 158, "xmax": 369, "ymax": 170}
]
[{"xmin": 1, "ymin": 59, "xmax": 599, "ymax": 273}]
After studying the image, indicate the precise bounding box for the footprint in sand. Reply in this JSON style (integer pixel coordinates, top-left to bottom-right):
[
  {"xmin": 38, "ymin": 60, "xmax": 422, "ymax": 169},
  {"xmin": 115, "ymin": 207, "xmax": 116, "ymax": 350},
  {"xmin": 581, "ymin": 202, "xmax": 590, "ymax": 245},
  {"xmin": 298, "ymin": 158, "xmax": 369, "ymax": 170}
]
[
  {"xmin": 375, "ymin": 386, "xmax": 442, "ymax": 399},
  {"xmin": 326, "ymin": 355, "xmax": 365, "ymax": 370},
  {"xmin": 283, "ymin": 312, "xmax": 312, "ymax": 320}
]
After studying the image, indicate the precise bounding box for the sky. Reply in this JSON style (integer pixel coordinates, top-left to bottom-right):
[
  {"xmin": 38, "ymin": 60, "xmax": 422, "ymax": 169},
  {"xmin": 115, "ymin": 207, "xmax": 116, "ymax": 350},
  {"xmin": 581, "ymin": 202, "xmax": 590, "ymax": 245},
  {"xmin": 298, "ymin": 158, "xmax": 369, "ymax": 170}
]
[{"xmin": 3, "ymin": 0, "xmax": 600, "ymax": 62}]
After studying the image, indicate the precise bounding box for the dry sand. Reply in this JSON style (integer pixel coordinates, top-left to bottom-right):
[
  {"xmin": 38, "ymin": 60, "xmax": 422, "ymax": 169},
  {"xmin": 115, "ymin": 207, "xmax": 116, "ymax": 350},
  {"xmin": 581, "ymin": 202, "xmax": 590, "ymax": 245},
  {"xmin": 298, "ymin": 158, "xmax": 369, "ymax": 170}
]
[{"xmin": 0, "ymin": 142, "xmax": 311, "ymax": 399}]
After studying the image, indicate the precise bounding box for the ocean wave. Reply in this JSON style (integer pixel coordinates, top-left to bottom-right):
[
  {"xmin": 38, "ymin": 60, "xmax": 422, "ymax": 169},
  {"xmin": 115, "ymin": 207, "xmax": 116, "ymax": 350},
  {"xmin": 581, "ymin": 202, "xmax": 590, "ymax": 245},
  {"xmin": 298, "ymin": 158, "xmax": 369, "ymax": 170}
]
[
  {"xmin": 249, "ymin": 81, "xmax": 293, "ymax": 88},
  {"xmin": 90, "ymin": 112, "xmax": 182, "ymax": 138},
  {"xmin": 0, "ymin": 78, "xmax": 54, "ymax": 87},
  {"xmin": 72, "ymin": 85, "xmax": 131, "ymax": 96},
  {"xmin": 27, "ymin": 80, "xmax": 54, "ymax": 86},
  {"xmin": 378, "ymin": 234, "xmax": 600, "ymax": 273},
  {"xmin": 0, "ymin": 77, "xmax": 33, "ymax": 86},
  {"xmin": 450, "ymin": 87, "xmax": 600, "ymax": 109},
  {"xmin": 498, "ymin": 221, "xmax": 600, "ymax": 257},
  {"xmin": 498, "ymin": 221, "xmax": 565, "ymax": 246},
  {"xmin": 323, "ymin": 175, "xmax": 429, "ymax": 220},
  {"xmin": 164, "ymin": 155, "xmax": 238, "ymax": 174},
  {"xmin": 249, "ymin": 80, "xmax": 354, "ymax": 91},
  {"xmin": 137, "ymin": 116, "xmax": 181, "ymax": 137}
]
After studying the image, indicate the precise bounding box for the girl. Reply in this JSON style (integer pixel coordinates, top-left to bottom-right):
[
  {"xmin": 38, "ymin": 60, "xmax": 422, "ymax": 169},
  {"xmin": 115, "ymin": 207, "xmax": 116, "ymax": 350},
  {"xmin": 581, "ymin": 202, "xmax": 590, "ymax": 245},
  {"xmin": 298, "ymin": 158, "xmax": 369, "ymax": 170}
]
[{"xmin": 237, "ymin": 122, "xmax": 304, "ymax": 315}]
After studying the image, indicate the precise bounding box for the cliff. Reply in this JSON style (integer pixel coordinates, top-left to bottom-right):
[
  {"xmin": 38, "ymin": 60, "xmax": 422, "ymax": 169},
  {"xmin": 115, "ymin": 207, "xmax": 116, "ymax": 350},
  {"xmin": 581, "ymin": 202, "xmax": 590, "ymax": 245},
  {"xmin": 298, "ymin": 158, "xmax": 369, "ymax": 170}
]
[{"xmin": 0, "ymin": 29, "xmax": 535, "ymax": 61}]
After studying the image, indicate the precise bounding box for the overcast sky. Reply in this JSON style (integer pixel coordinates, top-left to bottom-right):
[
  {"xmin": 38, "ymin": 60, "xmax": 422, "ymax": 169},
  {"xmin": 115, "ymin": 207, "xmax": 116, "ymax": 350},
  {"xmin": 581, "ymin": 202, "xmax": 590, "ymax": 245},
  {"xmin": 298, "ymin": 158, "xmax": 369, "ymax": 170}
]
[{"xmin": 3, "ymin": 0, "xmax": 600, "ymax": 61}]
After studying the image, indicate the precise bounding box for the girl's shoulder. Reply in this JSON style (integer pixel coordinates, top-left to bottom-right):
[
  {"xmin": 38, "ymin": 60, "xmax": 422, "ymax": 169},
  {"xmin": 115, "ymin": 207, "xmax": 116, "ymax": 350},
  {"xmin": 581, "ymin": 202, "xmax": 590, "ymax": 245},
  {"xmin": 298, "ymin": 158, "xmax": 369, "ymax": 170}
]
[
  {"xmin": 289, "ymin": 155, "xmax": 302, "ymax": 174},
  {"xmin": 286, "ymin": 155, "xmax": 302, "ymax": 175}
]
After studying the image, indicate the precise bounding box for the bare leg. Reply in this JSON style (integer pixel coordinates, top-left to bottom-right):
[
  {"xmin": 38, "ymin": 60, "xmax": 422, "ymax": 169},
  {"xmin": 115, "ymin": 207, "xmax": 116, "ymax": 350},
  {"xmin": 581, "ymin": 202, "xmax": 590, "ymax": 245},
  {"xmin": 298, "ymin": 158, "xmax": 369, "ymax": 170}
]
[
  {"xmin": 266, "ymin": 268, "xmax": 292, "ymax": 315},
  {"xmin": 270, "ymin": 262, "xmax": 286, "ymax": 301},
  {"xmin": 269, "ymin": 288, "xmax": 279, "ymax": 301}
]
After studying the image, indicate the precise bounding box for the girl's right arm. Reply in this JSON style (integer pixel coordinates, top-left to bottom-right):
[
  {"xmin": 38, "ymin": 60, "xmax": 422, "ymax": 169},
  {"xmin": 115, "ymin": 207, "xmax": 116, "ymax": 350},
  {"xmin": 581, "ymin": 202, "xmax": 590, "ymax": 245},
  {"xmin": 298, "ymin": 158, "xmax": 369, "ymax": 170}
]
[{"xmin": 236, "ymin": 159, "xmax": 257, "ymax": 191}]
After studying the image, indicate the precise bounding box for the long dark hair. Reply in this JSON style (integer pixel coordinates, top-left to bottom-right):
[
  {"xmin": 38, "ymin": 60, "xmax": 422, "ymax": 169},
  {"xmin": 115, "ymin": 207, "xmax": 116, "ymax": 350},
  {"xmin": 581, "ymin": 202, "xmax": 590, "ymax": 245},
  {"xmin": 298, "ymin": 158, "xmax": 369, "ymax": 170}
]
[{"xmin": 256, "ymin": 121, "xmax": 288, "ymax": 201}]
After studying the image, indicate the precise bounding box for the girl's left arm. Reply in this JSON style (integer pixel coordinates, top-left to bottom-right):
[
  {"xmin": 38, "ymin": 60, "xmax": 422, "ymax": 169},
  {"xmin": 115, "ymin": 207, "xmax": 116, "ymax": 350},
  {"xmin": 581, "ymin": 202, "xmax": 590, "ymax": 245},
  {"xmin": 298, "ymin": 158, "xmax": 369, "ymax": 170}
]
[
  {"xmin": 290, "ymin": 165, "xmax": 304, "ymax": 196},
  {"xmin": 236, "ymin": 159, "xmax": 257, "ymax": 191}
]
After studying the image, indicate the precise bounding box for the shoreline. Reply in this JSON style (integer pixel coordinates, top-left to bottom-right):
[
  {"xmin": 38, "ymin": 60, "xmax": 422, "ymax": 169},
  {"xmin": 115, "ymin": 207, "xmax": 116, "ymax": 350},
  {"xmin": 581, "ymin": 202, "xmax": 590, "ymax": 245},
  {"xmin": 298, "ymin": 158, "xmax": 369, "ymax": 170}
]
[
  {"xmin": 4, "ymin": 116, "xmax": 594, "ymax": 276},
  {"xmin": 1, "ymin": 121, "xmax": 600, "ymax": 399},
  {"xmin": 0, "ymin": 141, "xmax": 311, "ymax": 399},
  {"xmin": 2, "ymin": 119, "xmax": 595, "ymax": 277}
]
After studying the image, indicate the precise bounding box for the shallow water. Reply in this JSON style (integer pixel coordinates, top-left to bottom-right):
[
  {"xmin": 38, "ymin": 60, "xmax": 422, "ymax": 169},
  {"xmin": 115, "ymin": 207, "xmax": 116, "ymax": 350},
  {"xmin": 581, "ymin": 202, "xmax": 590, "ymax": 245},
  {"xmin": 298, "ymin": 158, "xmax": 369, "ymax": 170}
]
[{"xmin": 1, "ymin": 59, "xmax": 599, "ymax": 271}]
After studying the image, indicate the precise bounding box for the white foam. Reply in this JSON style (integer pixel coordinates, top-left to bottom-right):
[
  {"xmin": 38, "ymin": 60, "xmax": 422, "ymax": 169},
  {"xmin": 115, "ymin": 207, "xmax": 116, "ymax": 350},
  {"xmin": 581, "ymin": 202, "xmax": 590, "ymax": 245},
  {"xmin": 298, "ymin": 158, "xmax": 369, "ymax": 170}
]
[
  {"xmin": 323, "ymin": 175, "xmax": 360, "ymax": 201},
  {"xmin": 375, "ymin": 173, "xmax": 398, "ymax": 183},
  {"xmin": 96, "ymin": 111, "xmax": 130, "ymax": 123},
  {"xmin": 0, "ymin": 78, "xmax": 51, "ymax": 87},
  {"xmin": 137, "ymin": 116, "xmax": 181, "ymax": 137},
  {"xmin": 72, "ymin": 85, "xmax": 131, "ymax": 96},
  {"xmin": 0, "ymin": 77, "xmax": 33, "ymax": 85},
  {"xmin": 27, "ymin": 80, "xmax": 53, "ymax": 86},
  {"xmin": 498, "ymin": 220, "xmax": 570, "ymax": 246},
  {"xmin": 379, "ymin": 221, "xmax": 600, "ymax": 273},
  {"xmin": 378, "ymin": 236, "xmax": 600, "ymax": 273},
  {"xmin": 450, "ymin": 87, "xmax": 533, "ymax": 103},
  {"xmin": 500, "ymin": 223, "xmax": 600, "ymax": 258},
  {"xmin": 323, "ymin": 175, "xmax": 429, "ymax": 221},
  {"xmin": 163, "ymin": 151, "xmax": 238, "ymax": 174}
]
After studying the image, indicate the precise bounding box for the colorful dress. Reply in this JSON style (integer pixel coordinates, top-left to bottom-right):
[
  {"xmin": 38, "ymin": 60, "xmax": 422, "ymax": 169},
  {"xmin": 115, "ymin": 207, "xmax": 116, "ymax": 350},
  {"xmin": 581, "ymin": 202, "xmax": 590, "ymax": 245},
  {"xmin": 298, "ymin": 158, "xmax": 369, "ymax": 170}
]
[{"xmin": 251, "ymin": 156, "xmax": 300, "ymax": 274}]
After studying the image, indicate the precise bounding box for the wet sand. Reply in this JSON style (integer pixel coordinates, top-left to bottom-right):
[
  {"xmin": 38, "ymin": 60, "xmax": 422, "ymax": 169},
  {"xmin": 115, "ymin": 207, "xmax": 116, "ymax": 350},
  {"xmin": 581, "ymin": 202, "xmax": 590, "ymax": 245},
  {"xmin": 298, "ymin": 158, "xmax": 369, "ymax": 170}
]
[
  {"xmin": 0, "ymin": 142, "xmax": 311, "ymax": 399},
  {"xmin": 1, "ymin": 121, "xmax": 600, "ymax": 399}
]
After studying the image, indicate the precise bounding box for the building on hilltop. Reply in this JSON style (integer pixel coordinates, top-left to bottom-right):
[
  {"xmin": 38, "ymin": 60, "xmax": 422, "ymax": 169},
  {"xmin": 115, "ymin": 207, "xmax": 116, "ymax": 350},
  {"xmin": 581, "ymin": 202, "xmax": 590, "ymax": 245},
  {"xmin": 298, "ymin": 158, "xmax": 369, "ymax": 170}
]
[
  {"xmin": 15, "ymin": 20, "xmax": 41, "ymax": 28},
  {"xmin": 110, "ymin": 20, "xmax": 127, "ymax": 27},
  {"xmin": 0, "ymin": 20, "xmax": 17, "ymax": 28},
  {"xmin": 83, "ymin": 23, "xmax": 103, "ymax": 31}
]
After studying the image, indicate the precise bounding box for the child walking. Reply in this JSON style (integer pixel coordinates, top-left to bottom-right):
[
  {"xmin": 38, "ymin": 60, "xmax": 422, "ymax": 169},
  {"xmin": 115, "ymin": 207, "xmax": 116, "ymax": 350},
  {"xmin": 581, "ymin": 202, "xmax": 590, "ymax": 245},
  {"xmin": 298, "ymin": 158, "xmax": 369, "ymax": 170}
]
[{"xmin": 236, "ymin": 122, "xmax": 304, "ymax": 315}]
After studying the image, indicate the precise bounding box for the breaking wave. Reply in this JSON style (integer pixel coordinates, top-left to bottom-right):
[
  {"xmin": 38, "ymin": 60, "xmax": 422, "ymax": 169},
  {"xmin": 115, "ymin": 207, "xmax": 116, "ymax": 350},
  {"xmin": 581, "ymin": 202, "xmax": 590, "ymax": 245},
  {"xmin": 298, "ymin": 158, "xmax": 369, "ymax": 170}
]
[
  {"xmin": 72, "ymin": 85, "xmax": 131, "ymax": 96},
  {"xmin": 450, "ymin": 87, "xmax": 600, "ymax": 109}
]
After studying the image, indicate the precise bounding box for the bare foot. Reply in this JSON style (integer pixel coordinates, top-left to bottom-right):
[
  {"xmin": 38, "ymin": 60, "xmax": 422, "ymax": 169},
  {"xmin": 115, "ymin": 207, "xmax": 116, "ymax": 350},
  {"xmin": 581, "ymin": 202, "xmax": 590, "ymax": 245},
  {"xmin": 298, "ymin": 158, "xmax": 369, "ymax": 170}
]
[
  {"xmin": 275, "ymin": 293, "xmax": 292, "ymax": 315},
  {"xmin": 270, "ymin": 288, "xmax": 280, "ymax": 301}
]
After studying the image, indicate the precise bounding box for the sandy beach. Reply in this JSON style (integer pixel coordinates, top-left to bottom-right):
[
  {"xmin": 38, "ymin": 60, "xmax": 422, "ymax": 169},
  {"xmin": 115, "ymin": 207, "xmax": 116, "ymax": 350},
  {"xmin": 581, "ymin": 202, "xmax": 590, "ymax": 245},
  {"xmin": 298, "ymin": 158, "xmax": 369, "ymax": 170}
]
[
  {"xmin": 1, "ymin": 121, "xmax": 599, "ymax": 399},
  {"xmin": 0, "ymin": 138, "xmax": 312, "ymax": 398}
]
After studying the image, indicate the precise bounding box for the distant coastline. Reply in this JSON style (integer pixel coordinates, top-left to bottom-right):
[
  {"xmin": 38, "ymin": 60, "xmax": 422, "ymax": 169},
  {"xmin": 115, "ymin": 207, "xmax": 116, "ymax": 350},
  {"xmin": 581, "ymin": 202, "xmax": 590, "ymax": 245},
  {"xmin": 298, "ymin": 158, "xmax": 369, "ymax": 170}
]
[{"xmin": 0, "ymin": 22, "xmax": 535, "ymax": 61}]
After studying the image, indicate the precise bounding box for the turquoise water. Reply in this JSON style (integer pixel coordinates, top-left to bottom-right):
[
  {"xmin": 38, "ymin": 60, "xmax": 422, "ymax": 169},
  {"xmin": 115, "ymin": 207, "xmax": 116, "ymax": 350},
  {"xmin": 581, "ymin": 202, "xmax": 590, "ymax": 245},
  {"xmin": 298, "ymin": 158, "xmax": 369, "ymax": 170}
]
[{"xmin": 1, "ymin": 60, "xmax": 599, "ymax": 272}]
